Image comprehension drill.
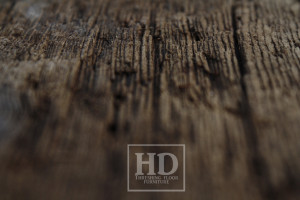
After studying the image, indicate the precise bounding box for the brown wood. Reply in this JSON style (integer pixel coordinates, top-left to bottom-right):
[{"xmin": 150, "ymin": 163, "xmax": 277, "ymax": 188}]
[{"xmin": 0, "ymin": 0, "xmax": 299, "ymax": 199}]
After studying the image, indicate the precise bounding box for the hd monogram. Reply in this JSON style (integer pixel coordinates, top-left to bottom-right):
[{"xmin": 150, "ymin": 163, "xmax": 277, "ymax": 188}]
[{"xmin": 127, "ymin": 144, "xmax": 185, "ymax": 192}]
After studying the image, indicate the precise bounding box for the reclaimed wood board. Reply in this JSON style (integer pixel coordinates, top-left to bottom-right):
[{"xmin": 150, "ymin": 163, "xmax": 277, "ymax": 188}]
[{"xmin": 0, "ymin": 0, "xmax": 299, "ymax": 199}]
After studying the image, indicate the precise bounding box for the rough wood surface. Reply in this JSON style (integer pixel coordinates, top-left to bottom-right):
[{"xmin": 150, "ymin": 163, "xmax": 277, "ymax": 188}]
[{"xmin": 0, "ymin": 0, "xmax": 299, "ymax": 199}]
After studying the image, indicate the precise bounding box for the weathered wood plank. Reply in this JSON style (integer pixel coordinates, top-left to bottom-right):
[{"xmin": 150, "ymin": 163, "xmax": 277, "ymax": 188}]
[
  {"xmin": 0, "ymin": 0, "xmax": 299, "ymax": 199},
  {"xmin": 233, "ymin": 0, "xmax": 300, "ymax": 199}
]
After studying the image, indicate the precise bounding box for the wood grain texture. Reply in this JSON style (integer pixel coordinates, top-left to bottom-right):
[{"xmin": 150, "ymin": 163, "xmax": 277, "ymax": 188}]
[{"xmin": 0, "ymin": 0, "xmax": 299, "ymax": 199}]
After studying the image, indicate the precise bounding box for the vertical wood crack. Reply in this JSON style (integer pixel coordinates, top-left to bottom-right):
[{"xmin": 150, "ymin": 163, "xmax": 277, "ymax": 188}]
[{"xmin": 231, "ymin": 2, "xmax": 274, "ymax": 199}]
